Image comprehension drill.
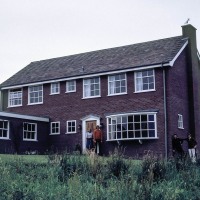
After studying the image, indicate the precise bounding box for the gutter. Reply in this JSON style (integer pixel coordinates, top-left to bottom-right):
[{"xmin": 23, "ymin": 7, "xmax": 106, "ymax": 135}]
[{"xmin": 162, "ymin": 63, "xmax": 168, "ymax": 159}]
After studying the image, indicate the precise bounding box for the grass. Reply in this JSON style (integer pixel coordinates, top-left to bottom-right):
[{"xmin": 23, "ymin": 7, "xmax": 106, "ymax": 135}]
[{"xmin": 0, "ymin": 151, "xmax": 200, "ymax": 200}]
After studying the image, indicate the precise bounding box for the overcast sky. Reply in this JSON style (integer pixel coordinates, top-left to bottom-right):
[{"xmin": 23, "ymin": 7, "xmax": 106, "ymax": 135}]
[{"xmin": 1, "ymin": 0, "xmax": 200, "ymax": 84}]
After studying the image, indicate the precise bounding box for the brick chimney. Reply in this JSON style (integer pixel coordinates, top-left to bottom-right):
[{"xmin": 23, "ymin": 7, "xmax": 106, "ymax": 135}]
[{"xmin": 182, "ymin": 24, "xmax": 200, "ymax": 138}]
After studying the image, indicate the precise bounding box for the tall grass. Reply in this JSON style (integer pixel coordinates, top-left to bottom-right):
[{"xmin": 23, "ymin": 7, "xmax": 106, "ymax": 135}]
[{"xmin": 0, "ymin": 151, "xmax": 200, "ymax": 200}]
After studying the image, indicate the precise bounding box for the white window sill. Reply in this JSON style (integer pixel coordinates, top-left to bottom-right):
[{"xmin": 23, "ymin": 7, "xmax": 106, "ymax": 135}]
[
  {"xmin": 106, "ymin": 137, "xmax": 159, "ymax": 141},
  {"xmin": 23, "ymin": 139, "xmax": 38, "ymax": 142},
  {"xmin": 50, "ymin": 93, "xmax": 60, "ymax": 95},
  {"xmin": 50, "ymin": 133, "xmax": 60, "ymax": 135},
  {"xmin": 65, "ymin": 91, "xmax": 76, "ymax": 93},
  {"xmin": 65, "ymin": 132, "xmax": 77, "ymax": 134},
  {"xmin": 82, "ymin": 95, "xmax": 101, "ymax": 99},
  {"xmin": 8, "ymin": 105, "xmax": 22, "ymax": 108},
  {"xmin": 107, "ymin": 92, "xmax": 127, "ymax": 97},
  {"xmin": 0, "ymin": 138, "xmax": 10, "ymax": 140},
  {"xmin": 27, "ymin": 102, "xmax": 43, "ymax": 106},
  {"xmin": 134, "ymin": 89, "xmax": 156, "ymax": 94}
]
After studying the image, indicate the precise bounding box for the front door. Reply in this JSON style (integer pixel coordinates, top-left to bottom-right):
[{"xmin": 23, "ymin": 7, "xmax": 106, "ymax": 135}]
[{"xmin": 86, "ymin": 120, "xmax": 97, "ymax": 132}]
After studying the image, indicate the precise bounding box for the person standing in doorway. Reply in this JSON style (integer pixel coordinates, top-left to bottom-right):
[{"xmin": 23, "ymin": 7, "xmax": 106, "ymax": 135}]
[
  {"xmin": 93, "ymin": 125, "xmax": 103, "ymax": 155},
  {"xmin": 86, "ymin": 129, "xmax": 93, "ymax": 150}
]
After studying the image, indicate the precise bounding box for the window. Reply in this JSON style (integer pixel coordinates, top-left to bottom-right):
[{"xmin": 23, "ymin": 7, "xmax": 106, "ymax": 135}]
[
  {"xmin": 178, "ymin": 114, "xmax": 184, "ymax": 129},
  {"xmin": 135, "ymin": 69, "xmax": 155, "ymax": 92},
  {"xmin": 107, "ymin": 113, "xmax": 157, "ymax": 141},
  {"xmin": 28, "ymin": 85, "xmax": 43, "ymax": 104},
  {"xmin": 83, "ymin": 77, "xmax": 100, "ymax": 98},
  {"xmin": 66, "ymin": 80, "xmax": 76, "ymax": 93},
  {"xmin": 50, "ymin": 122, "xmax": 60, "ymax": 135},
  {"xmin": 23, "ymin": 122, "xmax": 37, "ymax": 141},
  {"xmin": 66, "ymin": 120, "xmax": 76, "ymax": 134},
  {"xmin": 8, "ymin": 88, "xmax": 22, "ymax": 107},
  {"xmin": 0, "ymin": 120, "xmax": 9, "ymax": 139},
  {"xmin": 50, "ymin": 82, "xmax": 60, "ymax": 94},
  {"xmin": 108, "ymin": 73, "xmax": 127, "ymax": 95}
]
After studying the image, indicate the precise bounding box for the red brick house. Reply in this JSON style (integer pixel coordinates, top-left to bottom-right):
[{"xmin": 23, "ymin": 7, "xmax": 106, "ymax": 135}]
[{"xmin": 0, "ymin": 24, "xmax": 200, "ymax": 157}]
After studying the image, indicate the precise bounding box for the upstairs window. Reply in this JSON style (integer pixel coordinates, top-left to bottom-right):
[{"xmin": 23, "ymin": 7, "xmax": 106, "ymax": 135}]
[
  {"xmin": 178, "ymin": 114, "xmax": 184, "ymax": 129},
  {"xmin": 23, "ymin": 122, "xmax": 37, "ymax": 141},
  {"xmin": 66, "ymin": 120, "xmax": 76, "ymax": 134},
  {"xmin": 8, "ymin": 88, "xmax": 22, "ymax": 107},
  {"xmin": 107, "ymin": 113, "xmax": 157, "ymax": 141},
  {"xmin": 108, "ymin": 73, "xmax": 127, "ymax": 95},
  {"xmin": 83, "ymin": 77, "xmax": 100, "ymax": 98},
  {"xmin": 0, "ymin": 120, "xmax": 9, "ymax": 139},
  {"xmin": 66, "ymin": 80, "xmax": 76, "ymax": 93},
  {"xmin": 50, "ymin": 122, "xmax": 60, "ymax": 135},
  {"xmin": 135, "ymin": 69, "xmax": 155, "ymax": 92},
  {"xmin": 50, "ymin": 82, "xmax": 60, "ymax": 94},
  {"xmin": 28, "ymin": 85, "xmax": 43, "ymax": 105}
]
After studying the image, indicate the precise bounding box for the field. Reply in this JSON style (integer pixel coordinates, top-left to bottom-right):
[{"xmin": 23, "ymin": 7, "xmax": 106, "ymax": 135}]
[{"xmin": 0, "ymin": 151, "xmax": 200, "ymax": 200}]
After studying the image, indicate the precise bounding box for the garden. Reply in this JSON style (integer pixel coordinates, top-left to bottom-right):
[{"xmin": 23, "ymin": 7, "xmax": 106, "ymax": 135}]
[{"xmin": 0, "ymin": 149, "xmax": 200, "ymax": 200}]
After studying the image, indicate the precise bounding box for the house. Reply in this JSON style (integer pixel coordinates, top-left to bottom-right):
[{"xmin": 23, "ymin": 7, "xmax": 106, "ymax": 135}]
[{"xmin": 0, "ymin": 24, "xmax": 200, "ymax": 157}]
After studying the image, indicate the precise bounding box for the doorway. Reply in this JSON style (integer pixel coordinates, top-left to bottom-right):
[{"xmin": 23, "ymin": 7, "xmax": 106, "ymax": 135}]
[{"xmin": 81, "ymin": 115, "xmax": 100, "ymax": 153}]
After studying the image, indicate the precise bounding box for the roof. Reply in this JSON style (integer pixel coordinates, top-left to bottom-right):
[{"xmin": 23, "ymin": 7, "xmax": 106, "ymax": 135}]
[{"xmin": 0, "ymin": 36, "xmax": 187, "ymax": 88}]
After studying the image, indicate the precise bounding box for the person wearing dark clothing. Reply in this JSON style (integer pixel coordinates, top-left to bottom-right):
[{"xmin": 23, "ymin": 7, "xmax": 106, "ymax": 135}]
[
  {"xmin": 185, "ymin": 134, "xmax": 197, "ymax": 163},
  {"xmin": 172, "ymin": 134, "xmax": 184, "ymax": 159}
]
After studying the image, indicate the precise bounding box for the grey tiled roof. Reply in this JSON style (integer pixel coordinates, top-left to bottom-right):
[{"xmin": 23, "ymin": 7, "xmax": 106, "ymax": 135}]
[{"xmin": 0, "ymin": 36, "xmax": 187, "ymax": 88}]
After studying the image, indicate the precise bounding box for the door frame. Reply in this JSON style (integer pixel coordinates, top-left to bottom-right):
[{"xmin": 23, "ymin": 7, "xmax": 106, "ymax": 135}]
[{"xmin": 81, "ymin": 115, "xmax": 100, "ymax": 153}]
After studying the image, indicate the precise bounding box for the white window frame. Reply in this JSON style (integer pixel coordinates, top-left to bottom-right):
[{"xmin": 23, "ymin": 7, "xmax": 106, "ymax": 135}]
[
  {"xmin": 28, "ymin": 85, "xmax": 43, "ymax": 105},
  {"xmin": 178, "ymin": 114, "xmax": 184, "ymax": 129},
  {"xmin": 0, "ymin": 120, "xmax": 9, "ymax": 139},
  {"xmin": 66, "ymin": 120, "xmax": 76, "ymax": 134},
  {"xmin": 23, "ymin": 122, "xmax": 37, "ymax": 141},
  {"xmin": 108, "ymin": 73, "xmax": 127, "ymax": 96},
  {"xmin": 50, "ymin": 122, "xmax": 60, "ymax": 135},
  {"xmin": 8, "ymin": 88, "xmax": 22, "ymax": 107},
  {"xmin": 134, "ymin": 69, "xmax": 155, "ymax": 93},
  {"xmin": 66, "ymin": 80, "xmax": 76, "ymax": 93},
  {"xmin": 83, "ymin": 77, "xmax": 100, "ymax": 98},
  {"xmin": 106, "ymin": 112, "xmax": 157, "ymax": 141},
  {"xmin": 50, "ymin": 82, "xmax": 60, "ymax": 95}
]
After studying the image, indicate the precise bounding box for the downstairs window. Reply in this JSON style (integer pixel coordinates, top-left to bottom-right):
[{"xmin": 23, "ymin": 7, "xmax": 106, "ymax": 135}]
[{"xmin": 107, "ymin": 112, "xmax": 157, "ymax": 141}]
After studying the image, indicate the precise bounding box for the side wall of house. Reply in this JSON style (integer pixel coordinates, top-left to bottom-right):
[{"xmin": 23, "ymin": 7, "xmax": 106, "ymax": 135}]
[{"xmin": 166, "ymin": 48, "xmax": 190, "ymax": 156}]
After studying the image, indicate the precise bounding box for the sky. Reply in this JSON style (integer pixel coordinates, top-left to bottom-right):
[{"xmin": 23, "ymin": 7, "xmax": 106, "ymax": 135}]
[{"xmin": 1, "ymin": 0, "xmax": 200, "ymax": 84}]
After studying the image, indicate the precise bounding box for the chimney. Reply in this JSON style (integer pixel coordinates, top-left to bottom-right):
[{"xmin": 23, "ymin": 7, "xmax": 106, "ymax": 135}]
[
  {"xmin": 182, "ymin": 24, "xmax": 197, "ymax": 51},
  {"xmin": 182, "ymin": 24, "xmax": 200, "ymax": 139}
]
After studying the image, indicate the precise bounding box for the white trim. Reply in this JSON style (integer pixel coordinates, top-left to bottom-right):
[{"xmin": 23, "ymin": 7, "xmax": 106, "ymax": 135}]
[
  {"xmin": 134, "ymin": 69, "xmax": 155, "ymax": 93},
  {"xmin": 28, "ymin": 85, "xmax": 43, "ymax": 105},
  {"xmin": 0, "ymin": 119, "xmax": 10, "ymax": 140},
  {"xmin": 1, "ymin": 63, "xmax": 170, "ymax": 90},
  {"xmin": 108, "ymin": 73, "xmax": 127, "ymax": 96},
  {"xmin": 106, "ymin": 111, "xmax": 158, "ymax": 118},
  {"xmin": 23, "ymin": 122, "xmax": 37, "ymax": 141},
  {"xmin": 66, "ymin": 80, "xmax": 76, "ymax": 93},
  {"xmin": 66, "ymin": 120, "xmax": 77, "ymax": 134},
  {"xmin": 50, "ymin": 82, "xmax": 60, "ymax": 95},
  {"xmin": 197, "ymin": 51, "xmax": 200, "ymax": 61},
  {"xmin": 83, "ymin": 76, "xmax": 101, "ymax": 98},
  {"xmin": 50, "ymin": 121, "xmax": 60, "ymax": 135},
  {"xmin": 169, "ymin": 40, "xmax": 188, "ymax": 66},
  {"xmin": 0, "ymin": 111, "xmax": 49, "ymax": 122}
]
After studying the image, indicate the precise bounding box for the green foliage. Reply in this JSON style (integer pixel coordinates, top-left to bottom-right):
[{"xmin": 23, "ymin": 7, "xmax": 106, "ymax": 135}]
[{"xmin": 0, "ymin": 153, "xmax": 200, "ymax": 199}]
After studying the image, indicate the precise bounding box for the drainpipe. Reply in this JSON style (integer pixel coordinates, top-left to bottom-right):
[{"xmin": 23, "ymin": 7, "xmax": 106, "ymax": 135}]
[{"xmin": 162, "ymin": 64, "xmax": 168, "ymax": 160}]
